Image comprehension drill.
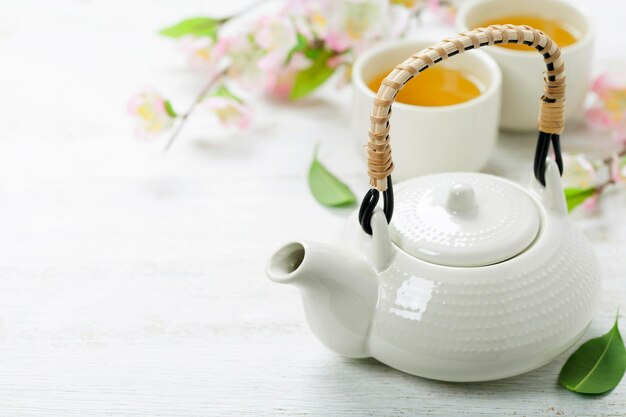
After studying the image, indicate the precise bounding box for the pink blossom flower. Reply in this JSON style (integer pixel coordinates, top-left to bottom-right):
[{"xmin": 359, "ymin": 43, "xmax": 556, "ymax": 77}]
[
  {"xmin": 290, "ymin": 0, "xmax": 399, "ymax": 54},
  {"xmin": 585, "ymin": 102, "xmax": 626, "ymax": 144},
  {"xmin": 179, "ymin": 36, "xmax": 225, "ymax": 71},
  {"xmin": 220, "ymin": 35, "xmax": 264, "ymax": 89},
  {"xmin": 585, "ymin": 106, "xmax": 615, "ymax": 131},
  {"xmin": 326, "ymin": 54, "xmax": 348, "ymax": 69},
  {"xmin": 290, "ymin": 0, "xmax": 333, "ymax": 39},
  {"xmin": 426, "ymin": 0, "xmax": 440, "ymax": 12},
  {"xmin": 427, "ymin": 0, "xmax": 456, "ymax": 26},
  {"xmin": 611, "ymin": 153, "xmax": 626, "ymax": 184},
  {"xmin": 591, "ymin": 71, "xmax": 626, "ymax": 107},
  {"xmin": 324, "ymin": 30, "xmax": 352, "ymax": 53},
  {"xmin": 202, "ymin": 96, "xmax": 252, "ymax": 129},
  {"xmin": 613, "ymin": 123, "xmax": 626, "ymax": 145},
  {"xmin": 255, "ymin": 16, "xmax": 298, "ymax": 72},
  {"xmin": 323, "ymin": 0, "xmax": 388, "ymax": 54},
  {"xmin": 586, "ymin": 70, "xmax": 626, "ymax": 140},
  {"xmin": 263, "ymin": 53, "xmax": 311, "ymax": 100},
  {"xmin": 562, "ymin": 153, "xmax": 598, "ymax": 189},
  {"xmin": 264, "ymin": 68, "xmax": 297, "ymax": 100},
  {"xmin": 283, "ymin": 0, "xmax": 317, "ymax": 40},
  {"xmin": 581, "ymin": 193, "xmax": 599, "ymax": 211},
  {"xmin": 127, "ymin": 91, "xmax": 176, "ymax": 135},
  {"xmin": 257, "ymin": 52, "xmax": 287, "ymax": 73}
]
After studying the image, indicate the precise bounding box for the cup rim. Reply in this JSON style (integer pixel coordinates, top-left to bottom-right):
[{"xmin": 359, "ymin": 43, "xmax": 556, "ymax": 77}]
[
  {"xmin": 352, "ymin": 38, "xmax": 502, "ymax": 112},
  {"xmin": 455, "ymin": 0, "xmax": 595, "ymax": 58}
]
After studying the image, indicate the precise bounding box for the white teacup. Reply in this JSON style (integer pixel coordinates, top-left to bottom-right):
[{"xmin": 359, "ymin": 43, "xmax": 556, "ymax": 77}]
[
  {"xmin": 457, "ymin": 0, "xmax": 594, "ymax": 131},
  {"xmin": 351, "ymin": 39, "xmax": 502, "ymax": 181}
]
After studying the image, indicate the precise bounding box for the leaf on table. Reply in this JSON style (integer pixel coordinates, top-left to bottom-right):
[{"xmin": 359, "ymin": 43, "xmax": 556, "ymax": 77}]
[
  {"xmin": 564, "ymin": 187, "xmax": 596, "ymax": 212},
  {"xmin": 159, "ymin": 17, "xmax": 223, "ymax": 40},
  {"xmin": 308, "ymin": 148, "xmax": 356, "ymax": 208},
  {"xmin": 290, "ymin": 50, "xmax": 336, "ymax": 100},
  {"xmin": 559, "ymin": 314, "xmax": 626, "ymax": 394}
]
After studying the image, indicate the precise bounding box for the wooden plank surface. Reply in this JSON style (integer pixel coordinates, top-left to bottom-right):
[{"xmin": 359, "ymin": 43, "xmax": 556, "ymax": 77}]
[{"xmin": 0, "ymin": 0, "xmax": 624, "ymax": 415}]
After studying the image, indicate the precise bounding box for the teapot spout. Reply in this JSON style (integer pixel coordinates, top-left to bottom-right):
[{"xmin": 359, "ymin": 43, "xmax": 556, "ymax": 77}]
[{"xmin": 267, "ymin": 241, "xmax": 378, "ymax": 358}]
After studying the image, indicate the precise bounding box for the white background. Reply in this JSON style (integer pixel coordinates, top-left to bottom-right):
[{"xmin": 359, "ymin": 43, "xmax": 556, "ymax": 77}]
[{"xmin": 0, "ymin": 0, "xmax": 625, "ymax": 415}]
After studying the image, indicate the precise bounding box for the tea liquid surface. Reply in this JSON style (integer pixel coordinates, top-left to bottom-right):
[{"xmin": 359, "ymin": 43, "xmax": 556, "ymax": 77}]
[
  {"xmin": 367, "ymin": 67, "xmax": 481, "ymax": 107},
  {"xmin": 479, "ymin": 16, "xmax": 577, "ymax": 51}
]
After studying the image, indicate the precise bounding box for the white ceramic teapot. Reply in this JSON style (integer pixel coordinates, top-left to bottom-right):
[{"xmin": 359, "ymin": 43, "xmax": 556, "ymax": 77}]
[{"xmin": 266, "ymin": 26, "xmax": 601, "ymax": 382}]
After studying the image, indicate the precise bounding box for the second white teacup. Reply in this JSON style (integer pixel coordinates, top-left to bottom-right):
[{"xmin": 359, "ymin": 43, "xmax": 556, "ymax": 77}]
[
  {"xmin": 351, "ymin": 39, "xmax": 502, "ymax": 181},
  {"xmin": 457, "ymin": 0, "xmax": 594, "ymax": 131}
]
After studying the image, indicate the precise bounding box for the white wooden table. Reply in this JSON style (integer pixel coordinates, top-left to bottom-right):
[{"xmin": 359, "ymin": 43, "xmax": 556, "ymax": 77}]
[{"xmin": 0, "ymin": 0, "xmax": 625, "ymax": 415}]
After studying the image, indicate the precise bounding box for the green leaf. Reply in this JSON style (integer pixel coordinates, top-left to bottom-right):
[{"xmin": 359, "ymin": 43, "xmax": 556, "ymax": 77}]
[
  {"xmin": 212, "ymin": 84, "xmax": 242, "ymax": 103},
  {"xmin": 159, "ymin": 17, "xmax": 223, "ymax": 40},
  {"xmin": 164, "ymin": 100, "xmax": 177, "ymax": 118},
  {"xmin": 564, "ymin": 187, "xmax": 596, "ymax": 212},
  {"xmin": 559, "ymin": 315, "xmax": 626, "ymax": 394},
  {"xmin": 286, "ymin": 33, "xmax": 309, "ymax": 64},
  {"xmin": 290, "ymin": 50, "xmax": 336, "ymax": 100},
  {"xmin": 303, "ymin": 46, "xmax": 323, "ymax": 60},
  {"xmin": 308, "ymin": 148, "xmax": 356, "ymax": 207}
]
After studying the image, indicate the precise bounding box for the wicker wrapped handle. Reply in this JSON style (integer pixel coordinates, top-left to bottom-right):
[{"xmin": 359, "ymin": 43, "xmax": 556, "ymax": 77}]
[{"xmin": 359, "ymin": 25, "xmax": 565, "ymax": 235}]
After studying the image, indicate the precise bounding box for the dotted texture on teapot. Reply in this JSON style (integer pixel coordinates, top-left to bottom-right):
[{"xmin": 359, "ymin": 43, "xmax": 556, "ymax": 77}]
[{"xmin": 371, "ymin": 219, "xmax": 600, "ymax": 363}]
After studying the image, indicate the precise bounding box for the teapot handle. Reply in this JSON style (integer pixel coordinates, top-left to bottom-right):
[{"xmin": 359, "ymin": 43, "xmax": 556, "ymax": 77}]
[{"xmin": 359, "ymin": 25, "xmax": 565, "ymax": 235}]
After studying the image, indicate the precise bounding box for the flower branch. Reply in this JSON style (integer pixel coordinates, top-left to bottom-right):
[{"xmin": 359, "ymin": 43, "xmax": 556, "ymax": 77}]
[
  {"xmin": 564, "ymin": 70, "xmax": 626, "ymax": 211},
  {"xmin": 563, "ymin": 149, "xmax": 626, "ymax": 212},
  {"xmin": 163, "ymin": 70, "xmax": 226, "ymax": 151},
  {"xmin": 128, "ymin": 0, "xmax": 454, "ymax": 144}
]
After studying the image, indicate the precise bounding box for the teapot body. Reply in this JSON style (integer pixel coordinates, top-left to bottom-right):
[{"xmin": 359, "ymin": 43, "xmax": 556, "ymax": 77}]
[
  {"xmin": 337, "ymin": 175, "xmax": 601, "ymax": 381},
  {"xmin": 364, "ymin": 220, "xmax": 598, "ymax": 381},
  {"xmin": 269, "ymin": 172, "xmax": 601, "ymax": 382}
]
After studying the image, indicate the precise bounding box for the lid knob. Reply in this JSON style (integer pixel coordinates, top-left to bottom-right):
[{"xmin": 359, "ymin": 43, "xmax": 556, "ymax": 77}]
[{"xmin": 446, "ymin": 184, "xmax": 477, "ymax": 213}]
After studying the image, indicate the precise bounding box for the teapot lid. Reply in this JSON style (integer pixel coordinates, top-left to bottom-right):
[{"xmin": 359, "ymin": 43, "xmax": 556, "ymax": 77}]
[{"xmin": 389, "ymin": 173, "xmax": 540, "ymax": 267}]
